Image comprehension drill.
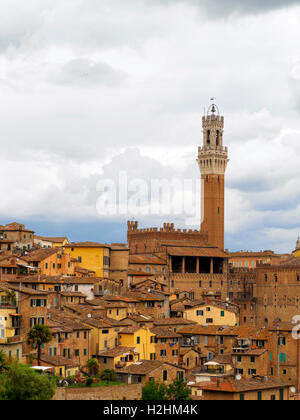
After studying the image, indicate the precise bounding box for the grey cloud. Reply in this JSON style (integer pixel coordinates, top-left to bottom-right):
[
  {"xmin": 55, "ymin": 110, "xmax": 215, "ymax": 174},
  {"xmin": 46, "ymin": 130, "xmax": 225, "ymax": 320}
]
[
  {"xmin": 153, "ymin": 0, "xmax": 300, "ymax": 17},
  {"xmin": 49, "ymin": 58, "xmax": 127, "ymax": 87}
]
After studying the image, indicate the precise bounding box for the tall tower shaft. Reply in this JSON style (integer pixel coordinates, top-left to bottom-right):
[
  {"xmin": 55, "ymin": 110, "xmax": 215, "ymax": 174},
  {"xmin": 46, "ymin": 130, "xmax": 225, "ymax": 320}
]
[{"xmin": 197, "ymin": 104, "xmax": 229, "ymax": 250}]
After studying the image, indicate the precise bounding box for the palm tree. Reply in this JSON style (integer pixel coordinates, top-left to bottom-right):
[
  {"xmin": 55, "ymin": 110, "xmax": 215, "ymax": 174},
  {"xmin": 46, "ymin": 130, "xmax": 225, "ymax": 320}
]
[
  {"xmin": 27, "ymin": 324, "xmax": 52, "ymax": 366},
  {"xmin": 5, "ymin": 290, "xmax": 16, "ymax": 306}
]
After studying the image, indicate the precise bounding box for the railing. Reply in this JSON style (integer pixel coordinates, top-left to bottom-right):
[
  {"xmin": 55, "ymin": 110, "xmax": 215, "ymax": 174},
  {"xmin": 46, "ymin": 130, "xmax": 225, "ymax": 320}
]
[{"xmin": 232, "ymin": 345, "xmax": 250, "ymax": 353}]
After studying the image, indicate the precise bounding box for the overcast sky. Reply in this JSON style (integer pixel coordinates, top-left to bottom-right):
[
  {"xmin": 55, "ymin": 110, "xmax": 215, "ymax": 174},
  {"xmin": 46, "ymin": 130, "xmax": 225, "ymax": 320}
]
[{"xmin": 1, "ymin": 0, "xmax": 300, "ymax": 253}]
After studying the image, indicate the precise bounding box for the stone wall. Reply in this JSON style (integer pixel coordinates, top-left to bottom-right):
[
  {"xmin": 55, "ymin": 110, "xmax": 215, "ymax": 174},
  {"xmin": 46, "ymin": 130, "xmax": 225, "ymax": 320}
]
[{"xmin": 52, "ymin": 383, "xmax": 142, "ymax": 400}]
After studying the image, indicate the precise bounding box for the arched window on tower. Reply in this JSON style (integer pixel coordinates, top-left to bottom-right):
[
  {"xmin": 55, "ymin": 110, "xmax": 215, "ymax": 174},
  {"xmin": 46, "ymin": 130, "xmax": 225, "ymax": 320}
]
[
  {"xmin": 207, "ymin": 130, "xmax": 211, "ymax": 145},
  {"xmin": 216, "ymin": 130, "xmax": 220, "ymax": 146}
]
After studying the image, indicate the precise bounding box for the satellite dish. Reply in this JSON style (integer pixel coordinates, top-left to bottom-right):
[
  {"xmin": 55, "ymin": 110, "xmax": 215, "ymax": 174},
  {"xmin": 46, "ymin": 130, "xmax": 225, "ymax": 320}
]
[
  {"xmin": 88, "ymin": 313, "xmax": 92, "ymax": 318},
  {"xmin": 235, "ymin": 374, "xmax": 242, "ymax": 381},
  {"xmin": 291, "ymin": 387, "xmax": 296, "ymax": 394}
]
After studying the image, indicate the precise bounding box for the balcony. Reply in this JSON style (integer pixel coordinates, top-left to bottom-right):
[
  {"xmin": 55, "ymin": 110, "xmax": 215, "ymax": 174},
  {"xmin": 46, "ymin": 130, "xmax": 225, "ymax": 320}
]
[
  {"xmin": 0, "ymin": 335, "xmax": 23, "ymax": 344},
  {"xmin": 232, "ymin": 344, "xmax": 250, "ymax": 353},
  {"xmin": 180, "ymin": 339, "xmax": 196, "ymax": 347}
]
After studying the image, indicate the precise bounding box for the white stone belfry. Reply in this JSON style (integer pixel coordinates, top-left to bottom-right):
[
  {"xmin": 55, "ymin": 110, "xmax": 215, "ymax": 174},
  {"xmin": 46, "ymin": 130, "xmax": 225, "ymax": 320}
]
[{"xmin": 197, "ymin": 103, "xmax": 229, "ymax": 175}]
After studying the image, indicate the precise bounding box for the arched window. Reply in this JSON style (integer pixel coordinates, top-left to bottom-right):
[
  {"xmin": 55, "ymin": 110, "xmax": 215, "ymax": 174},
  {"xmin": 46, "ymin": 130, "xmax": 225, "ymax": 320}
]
[
  {"xmin": 207, "ymin": 130, "xmax": 211, "ymax": 144},
  {"xmin": 216, "ymin": 130, "xmax": 220, "ymax": 146}
]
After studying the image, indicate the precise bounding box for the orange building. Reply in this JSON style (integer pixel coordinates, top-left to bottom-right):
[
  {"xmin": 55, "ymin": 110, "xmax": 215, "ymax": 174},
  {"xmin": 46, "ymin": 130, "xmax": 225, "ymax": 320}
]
[{"xmin": 24, "ymin": 248, "xmax": 75, "ymax": 276}]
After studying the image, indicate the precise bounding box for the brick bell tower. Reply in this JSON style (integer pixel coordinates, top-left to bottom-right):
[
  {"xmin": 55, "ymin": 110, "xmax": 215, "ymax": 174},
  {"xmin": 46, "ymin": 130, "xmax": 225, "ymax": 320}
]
[{"xmin": 197, "ymin": 103, "xmax": 229, "ymax": 251}]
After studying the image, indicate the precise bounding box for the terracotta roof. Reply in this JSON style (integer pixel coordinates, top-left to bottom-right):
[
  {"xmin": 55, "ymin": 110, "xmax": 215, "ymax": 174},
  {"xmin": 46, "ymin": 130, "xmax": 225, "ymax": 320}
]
[
  {"xmin": 65, "ymin": 242, "xmax": 110, "ymax": 248},
  {"xmin": 8, "ymin": 275, "xmax": 100, "ymax": 285},
  {"xmin": 128, "ymin": 270, "xmax": 154, "ymax": 277},
  {"xmin": 98, "ymin": 346, "xmax": 137, "ymax": 358},
  {"xmin": 39, "ymin": 353, "xmax": 80, "ymax": 368},
  {"xmin": 178, "ymin": 325, "xmax": 270, "ymax": 339},
  {"xmin": 35, "ymin": 236, "xmax": 68, "ymax": 243},
  {"xmin": 1, "ymin": 222, "xmax": 34, "ymax": 233},
  {"xmin": 129, "ymin": 255, "xmax": 167, "ymax": 265},
  {"xmin": 24, "ymin": 248, "xmax": 59, "ymax": 262},
  {"xmin": 198, "ymin": 377, "xmax": 292, "ymax": 393},
  {"xmin": 153, "ymin": 318, "xmax": 197, "ymax": 326},
  {"xmin": 119, "ymin": 326, "xmax": 143, "ymax": 334},
  {"xmin": 117, "ymin": 360, "xmax": 184, "ymax": 375},
  {"xmin": 167, "ymin": 246, "xmax": 228, "ymax": 258},
  {"xmin": 150, "ymin": 327, "xmax": 182, "ymax": 338},
  {"xmin": 74, "ymin": 266, "xmax": 96, "ymax": 274},
  {"xmin": 228, "ymin": 251, "xmax": 275, "ymax": 258},
  {"xmin": 232, "ymin": 349, "xmax": 267, "ymax": 356}
]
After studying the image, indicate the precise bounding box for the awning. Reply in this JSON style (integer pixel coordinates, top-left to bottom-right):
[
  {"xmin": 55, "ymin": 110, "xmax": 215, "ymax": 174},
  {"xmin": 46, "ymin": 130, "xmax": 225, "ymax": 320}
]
[{"xmin": 204, "ymin": 361, "xmax": 220, "ymax": 366}]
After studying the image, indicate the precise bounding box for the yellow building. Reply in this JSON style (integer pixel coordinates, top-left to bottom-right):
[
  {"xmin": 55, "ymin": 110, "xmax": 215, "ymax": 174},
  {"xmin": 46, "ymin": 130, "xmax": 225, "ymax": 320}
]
[
  {"xmin": 82, "ymin": 319, "xmax": 119, "ymax": 356},
  {"xmin": 64, "ymin": 242, "xmax": 110, "ymax": 277},
  {"xmin": 106, "ymin": 303, "xmax": 128, "ymax": 321},
  {"xmin": 35, "ymin": 236, "xmax": 69, "ymax": 248},
  {"xmin": 0, "ymin": 286, "xmax": 23, "ymax": 362},
  {"xmin": 32, "ymin": 355, "xmax": 80, "ymax": 377},
  {"xmin": 97, "ymin": 346, "xmax": 139, "ymax": 370},
  {"xmin": 118, "ymin": 327, "xmax": 156, "ymax": 361},
  {"xmin": 293, "ymin": 238, "xmax": 300, "ymax": 257},
  {"xmin": 183, "ymin": 302, "xmax": 239, "ymax": 327}
]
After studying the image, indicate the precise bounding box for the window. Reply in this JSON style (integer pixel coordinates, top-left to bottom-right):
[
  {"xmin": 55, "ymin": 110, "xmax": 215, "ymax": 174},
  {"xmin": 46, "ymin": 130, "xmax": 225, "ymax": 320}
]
[
  {"xmin": 102, "ymin": 330, "xmax": 109, "ymax": 334},
  {"xmin": 250, "ymin": 356, "xmax": 255, "ymax": 363},
  {"xmin": 257, "ymin": 391, "xmax": 262, "ymax": 401},
  {"xmin": 206, "ymin": 318, "xmax": 213, "ymax": 324},
  {"xmin": 220, "ymin": 311, "xmax": 225, "ymax": 317},
  {"xmin": 163, "ymin": 370, "xmax": 168, "ymax": 381},
  {"xmin": 279, "ymin": 389, "xmax": 284, "ymax": 401},
  {"xmin": 248, "ymin": 369, "xmax": 256, "ymax": 375},
  {"xmin": 206, "ymin": 307, "xmax": 211, "ymax": 312},
  {"xmin": 240, "ymin": 394, "xmax": 244, "ymax": 401},
  {"xmin": 279, "ymin": 353, "xmax": 286, "ymax": 363},
  {"xmin": 75, "ymin": 350, "xmax": 79, "ymax": 357},
  {"xmin": 160, "ymin": 350, "xmax": 167, "ymax": 357},
  {"xmin": 237, "ymin": 356, "xmax": 242, "ymax": 362},
  {"xmin": 150, "ymin": 353, "xmax": 156, "ymax": 360},
  {"xmin": 278, "ymin": 337, "xmax": 286, "ymax": 346},
  {"xmin": 78, "ymin": 257, "xmax": 82, "ymax": 263},
  {"xmin": 271, "ymin": 395, "xmax": 276, "ymax": 401},
  {"xmin": 197, "ymin": 310, "xmax": 204, "ymax": 316},
  {"xmin": 137, "ymin": 336, "xmax": 140, "ymax": 344}
]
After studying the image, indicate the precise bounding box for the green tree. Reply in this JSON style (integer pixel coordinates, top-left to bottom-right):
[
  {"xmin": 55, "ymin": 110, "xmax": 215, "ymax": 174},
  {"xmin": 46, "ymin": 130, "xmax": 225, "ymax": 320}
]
[
  {"xmin": 86, "ymin": 358, "xmax": 99, "ymax": 377},
  {"xmin": 0, "ymin": 362, "xmax": 56, "ymax": 400},
  {"xmin": 166, "ymin": 379, "xmax": 191, "ymax": 400},
  {"xmin": 142, "ymin": 380, "xmax": 168, "ymax": 400},
  {"xmin": 0, "ymin": 350, "xmax": 8, "ymax": 372},
  {"xmin": 100, "ymin": 369, "xmax": 118, "ymax": 382},
  {"xmin": 27, "ymin": 324, "xmax": 52, "ymax": 366}
]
